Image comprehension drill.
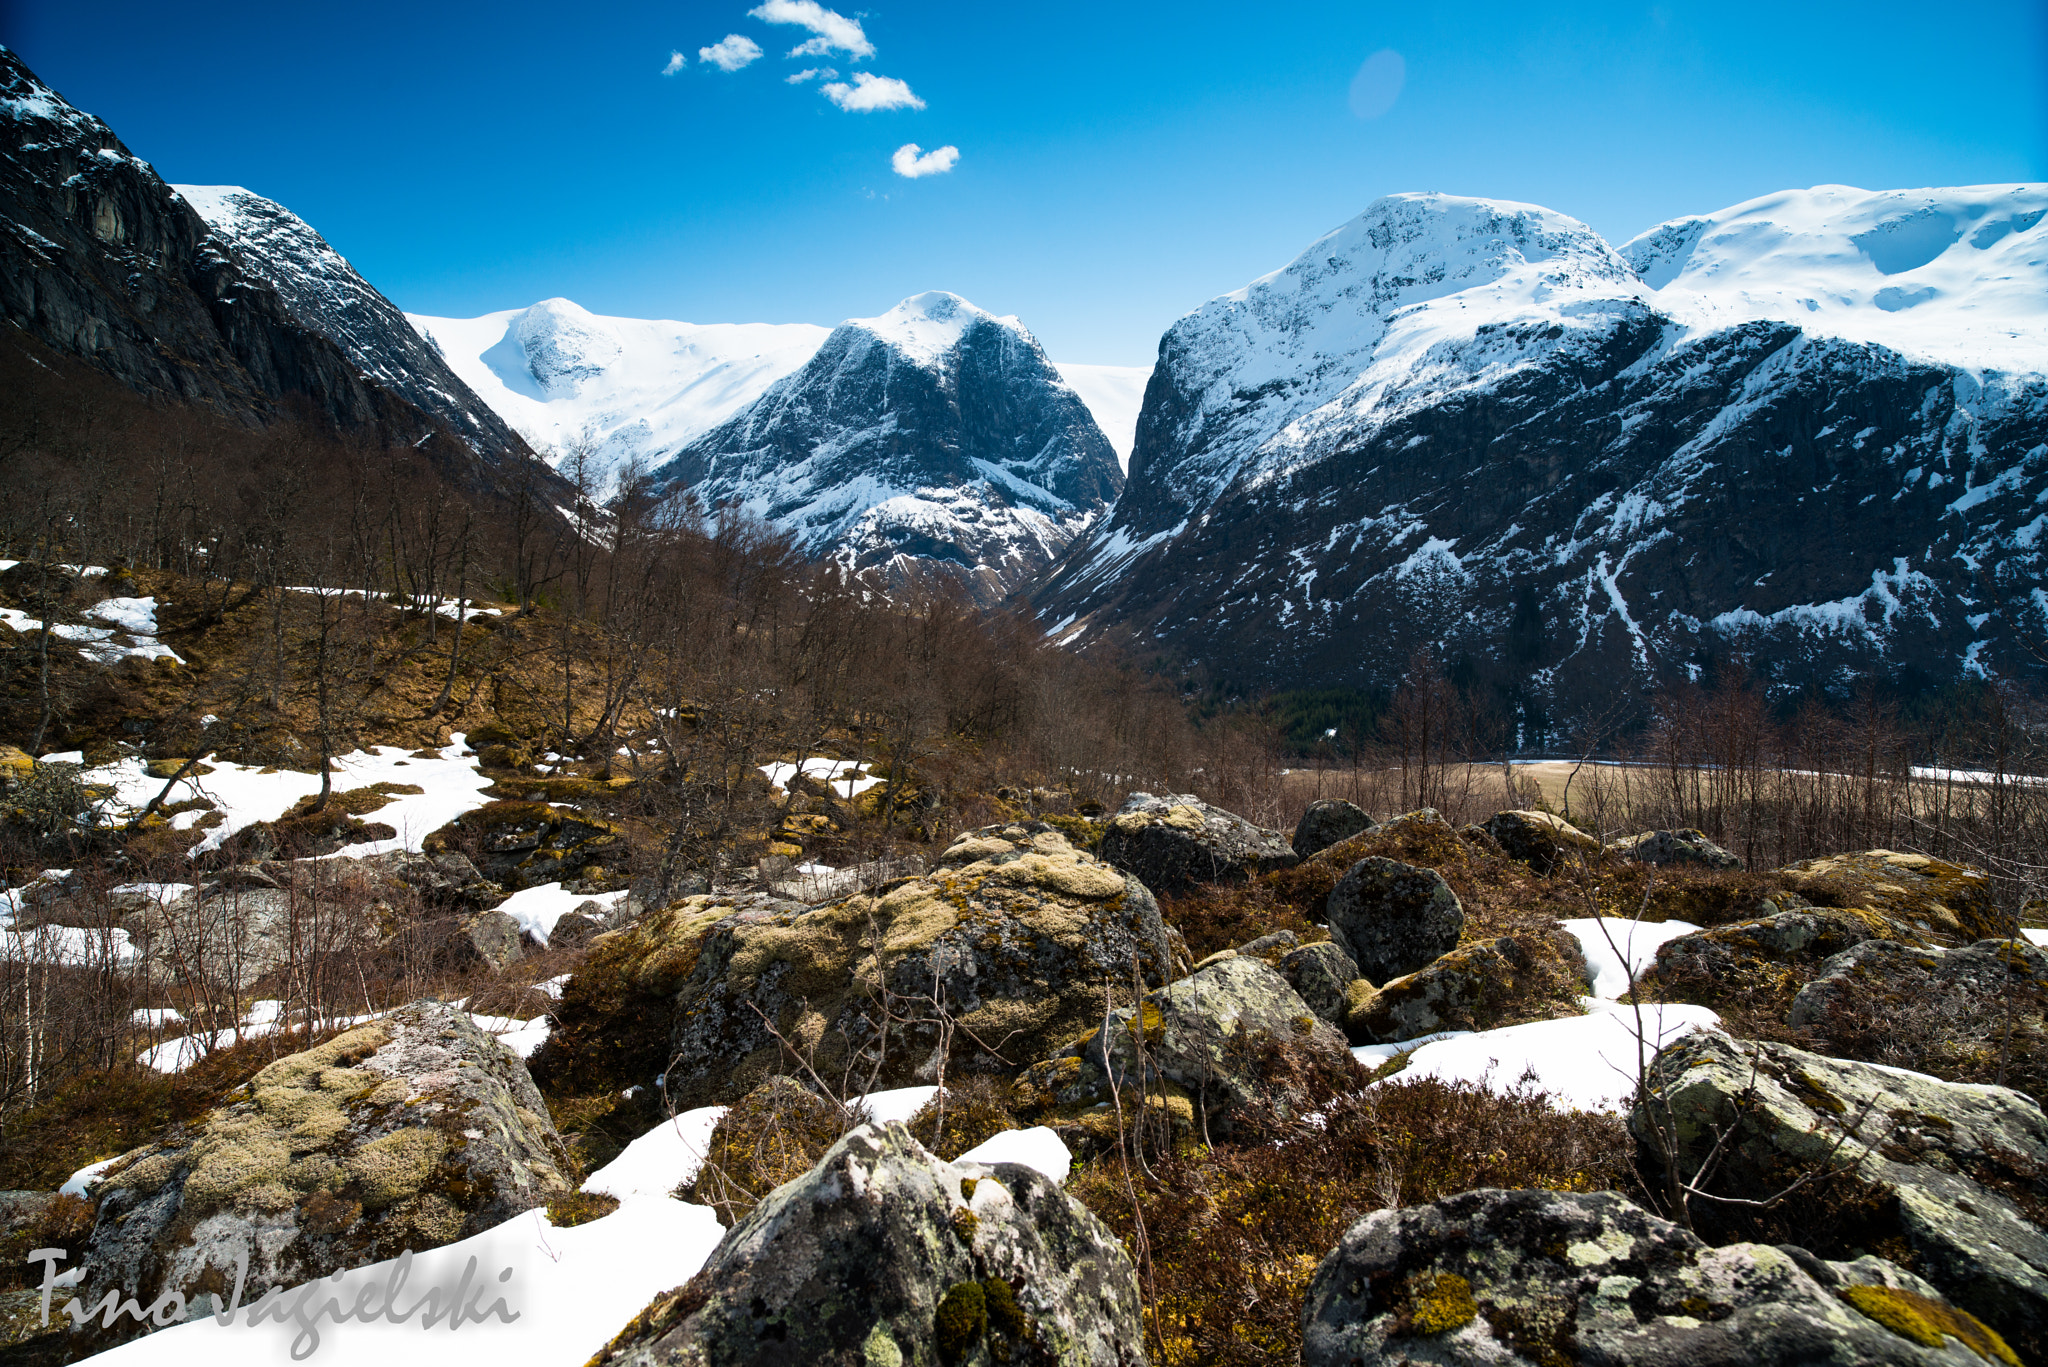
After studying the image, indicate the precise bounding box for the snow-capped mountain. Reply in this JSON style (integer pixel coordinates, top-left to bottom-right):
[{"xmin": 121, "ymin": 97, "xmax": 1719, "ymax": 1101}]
[
  {"xmin": 0, "ymin": 46, "xmax": 530, "ymax": 475},
  {"xmin": 407, "ymin": 299, "xmax": 831, "ymax": 483},
  {"xmin": 658, "ymin": 291, "xmax": 1125, "ymax": 601},
  {"xmin": 176, "ymin": 186, "xmax": 530, "ymax": 463},
  {"xmin": 1034, "ymin": 187, "xmax": 2048, "ymax": 707}
]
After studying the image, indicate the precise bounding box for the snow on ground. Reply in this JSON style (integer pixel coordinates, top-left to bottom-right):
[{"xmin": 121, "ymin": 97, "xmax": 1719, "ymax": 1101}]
[
  {"xmin": 759, "ymin": 756, "xmax": 883, "ymax": 798},
  {"xmin": 582, "ymin": 1105, "xmax": 727, "ymax": 1202},
  {"xmin": 0, "ymin": 923, "xmax": 135, "ymax": 966},
  {"xmin": 1355, "ymin": 1000, "xmax": 1724, "ymax": 1113},
  {"xmin": 2026, "ymin": 929, "xmax": 2048, "ymax": 948},
  {"xmin": 142, "ymin": 1001, "xmax": 550, "ymax": 1073},
  {"xmin": 494, "ymin": 883, "xmax": 630, "ymax": 947},
  {"xmin": 0, "ymin": 595, "xmax": 182, "ymax": 665},
  {"xmin": 1560, "ymin": 917, "xmax": 1703, "ymax": 999},
  {"xmin": 1053, "ymin": 363, "xmax": 1152, "ymax": 470},
  {"xmin": 957, "ymin": 1126, "xmax": 1072, "ymax": 1182}
]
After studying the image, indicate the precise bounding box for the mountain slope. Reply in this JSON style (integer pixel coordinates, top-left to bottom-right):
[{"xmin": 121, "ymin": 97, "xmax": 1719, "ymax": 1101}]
[
  {"xmin": 0, "ymin": 47, "xmax": 529, "ymax": 475},
  {"xmin": 1034, "ymin": 188, "xmax": 2048, "ymax": 707},
  {"xmin": 658, "ymin": 291, "xmax": 1124, "ymax": 600},
  {"xmin": 408, "ymin": 299, "xmax": 829, "ymax": 483}
]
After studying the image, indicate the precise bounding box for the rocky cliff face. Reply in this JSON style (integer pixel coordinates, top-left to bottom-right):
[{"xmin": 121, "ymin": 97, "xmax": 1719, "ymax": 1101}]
[
  {"xmin": 0, "ymin": 46, "xmax": 530, "ymax": 474},
  {"xmin": 658, "ymin": 291, "xmax": 1124, "ymax": 601},
  {"xmin": 1032, "ymin": 188, "xmax": 2048, "ymax": 705}
]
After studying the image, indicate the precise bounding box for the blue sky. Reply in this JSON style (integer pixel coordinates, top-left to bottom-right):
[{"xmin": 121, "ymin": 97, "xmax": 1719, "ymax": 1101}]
[{"xmin": 8, "ymin": 1, "xmax": 2045, "ymax": 364}]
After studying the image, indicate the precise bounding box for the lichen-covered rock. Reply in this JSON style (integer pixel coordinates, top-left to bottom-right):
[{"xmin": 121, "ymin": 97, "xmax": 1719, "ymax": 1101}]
[
  {"xmin": 1777, "ymin": 850, "xmax": 2007, "ymax": 944},
  {"xmin": 1642, "ymin": 907, "xmax": 1881, "ymax": 1017},
  {"xmin": 466, "ymin": 907, "xmax": 525, "ymax": 968},
  {"xmin": 1479, "ymin": 809, "xmax": 1602, "ymax": 874},
  {"xmin": 1293, "ymin": 800, "xmax": 1375, "ymax": 859},
  {"xmin": 647, "ymin": 824, "xmax": 1179, "ymax": 1112},
  {"xmin": 1789, "ymin": 937, "xmax": 2048, "ymax": 1031},
  {"xmin": 1281, "ymin": 940, "xmax": 1359, "ymax": 1023},
  {"xmin": 424, "ymin": 799, "xmax": 625, "ymax": 890},
  {"xmin": 75, "ymin": 1000, "xmax": 571, "ymax": 1340},
  {"xmin": 124, "ymin": 883, "xmax": 376, "ymax": 987},
  {"xmin": 1042, "ymin": 955, "xmax": 1355, "ymax": 1136},
  {"xmin": 1635, "ymin": 1030, "xmax": 2048, "ymax": 1361},
  {"xmin": 591, "ymin": 1121, "xmax": 1146, "ymax": 1367},
  {"xmin": 1609, "ymin": 827, "xmax": 1743, "ymax": 870},
  {"xmin": 1325, "ymin": 857, "xmax": 1464, "ymax": 985},
  {"xmin": 1347, "ymin": 929, "xmax": 1587, "ymax": 1044},
  {"xmin": 1301, "ymin": 1187, "xmax": 2013, "ymax": 1367},
  {"xmin": 1098, "ymin": 791, "xmax": 1297, "ymax": 894}
]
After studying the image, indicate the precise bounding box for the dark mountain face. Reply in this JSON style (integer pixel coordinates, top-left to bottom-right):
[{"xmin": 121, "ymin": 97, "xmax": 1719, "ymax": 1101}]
[
  {"xmin": 1032, "ymin": 192, "xmax": 2048, "ymax": 709},
  {"xmin": 658, "ymin": 291, "xmax": 1123, "ymax": 602},
  {"xmin": 0, "ymin": 47, "xmax": 531, "ymax": 478}
]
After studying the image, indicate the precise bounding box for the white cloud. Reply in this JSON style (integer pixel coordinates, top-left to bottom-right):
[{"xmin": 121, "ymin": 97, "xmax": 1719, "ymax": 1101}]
[
  {"xmin": 698, "ymin": 34, "xmax": 763, "ymax": 72},
  {"xmin": 749, "ymin": 1, "xmax": 875, "ymax": 60},
  {"xmin": 821, "ymin": 72, "xmax": 925, "ymax": 111},
  {"xmin": 785, "ymin": 66, "xmax": 835, "ymax": 84},
  {"xmin": 1347, "ymin": 49, "xmax": 1406, "ymax": 119},
  {"xmin": 661, "ymin": 50, "xmax": 686, "ymax": 76},
  {"xmin": 891, "ymin": 143, "xmax": 959, "ymax": 178}
]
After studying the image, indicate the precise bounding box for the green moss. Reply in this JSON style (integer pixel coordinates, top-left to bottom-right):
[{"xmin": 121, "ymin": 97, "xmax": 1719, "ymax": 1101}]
[
  {"xmin": 544, "ymin": 1190, "xmax": 620, "ymax": 1227},
  {"xmin": 982, "ymin": 1277, "xmax": 1033, "ymax": 1343},
  {"xmin": 935, "ymin": 1281, "xmax": 988, "ymax": 1364},
  {"xmin": 951, "ymin": 1206, "xmax": 980, "ymax": 1240},
  {"xmin": 1841, "ymin": 1285, "xmax": 2018, "ymax": 1365},
  {"xmin": 1407, "ymin": 1273, "xmax": 1477, "ymax": 1335}
]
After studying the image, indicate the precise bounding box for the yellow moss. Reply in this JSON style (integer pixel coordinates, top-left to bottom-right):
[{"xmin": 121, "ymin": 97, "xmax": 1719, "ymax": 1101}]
[
  {"xmin": 1840, "ymin": 1285, "xmax": 2019, "ymax": 1366},
  {"xmin": 987, "ymin": 852, "xmax": 1126, "ymax": 901},
  {"xmin": 344, "ymin": 1128, "xmax": 448, "ymax": 1211},
  {"xmin": 1409, "ymin": 1273, "xmax": 1478, "ymax": 1335},
  {"xmin": 182, "ymin": 1128, "xmax": 292, "ymax": 1212},
  {"xmin": 944, "ymin": 835, "xmax": 1021, "ymax": 864}
]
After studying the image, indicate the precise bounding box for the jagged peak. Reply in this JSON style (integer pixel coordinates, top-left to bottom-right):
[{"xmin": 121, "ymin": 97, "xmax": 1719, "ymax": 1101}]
[{"xmin": 846, "ymin": 290, "xmax": 1026, "ymax": 366}]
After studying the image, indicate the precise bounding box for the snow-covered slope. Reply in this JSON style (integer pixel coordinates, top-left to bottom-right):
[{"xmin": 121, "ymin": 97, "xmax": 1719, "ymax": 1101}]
[
  {"xmin": 660, "ymin": 291, "xmax": 1124, "ymax": 601},
  {"xmin": 1036, "ymin": 187, "xmax": 2048, "ymax": 707},
  {"xmin": 173, "ymin": 185, "xmax": 531, "ymax": 463},
  {"xmin": 1053, "ymin": 363, "xmax": 1153, "ymax": 468},
  {"xmin": 408, "ymin": 299, "xmax": 829, "ymax": 483}
]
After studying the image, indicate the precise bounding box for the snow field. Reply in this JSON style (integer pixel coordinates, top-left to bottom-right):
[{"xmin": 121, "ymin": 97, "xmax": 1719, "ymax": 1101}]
[{"xmin": 758, "ymin": 756, "xmax": 882, "ymax": 798}]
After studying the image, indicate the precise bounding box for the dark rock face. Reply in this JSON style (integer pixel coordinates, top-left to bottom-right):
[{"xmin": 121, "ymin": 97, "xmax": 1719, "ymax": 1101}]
[
  {"xmin": 1030, "ymin": 193, "xmax": 2048, "ymax": 705},
  {"xmin": 0, "ymin": 48, "xmax": 533, "ymax": 475},
  {"xmin": 1301, "ymin": 1187, "xmax": 2010, "ymax": 1367},
  {"xmin": 592, "ymin": 1121, "xmax": 1146, "ymax": 1367},
  {"xmin": 1325, "ymin": 856, "xmax": 1464, "ymax": 985},
  {"xmin": 1280, "ymin": 940, "xmax": 1360, "ymax": 1023},
  {"xmin": 76, "ymin": 1001, "xmax": 571, "ymax": 1341},
  {"xmin": 1293, "ymin": 800, "xmax": 1376, "ymax": 859},
  {"xmin": 1098, "ymin": 792, "xmax": 1298, "ymax": 894},
  {"xmin": 1480, "ymin": 810, "xmax": 1601, "ymax": 875},
  {"xmin": 1636, "ymin": 1030, "xmax": 2048, "ymax": 1361},
  {"xmin": 658, "ymin": 291, "xmax": 1123, "ymax": 602},
  {"xmin": 1610, "ymin": 827, "xmax": 1742, "ymax": 870}
]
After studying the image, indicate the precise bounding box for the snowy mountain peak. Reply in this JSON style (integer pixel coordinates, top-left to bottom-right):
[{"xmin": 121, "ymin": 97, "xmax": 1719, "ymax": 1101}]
[
  {"xmin": 508, "ymin": 297, "xmax": 624, "ymax": 399},
  {"xmin": 849, "ymin": 290, "xmax": 1023, "ymax": 367},
  {"xmin": 1620, "ymin": 182, "xmax": 2048, "ymax": 371}
]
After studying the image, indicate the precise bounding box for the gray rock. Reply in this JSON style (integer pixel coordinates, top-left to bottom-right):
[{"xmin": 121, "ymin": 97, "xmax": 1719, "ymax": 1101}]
[
  {"xmin": 1239, "ymin": 929, "xmax": 1302, "ymax": 957},
  {"xmin": 1653, "ymin": 908, "xmax": 1874, "ymax": 981},
  {"xmin": 76, "ymin": 1001, "xmax": 571, "ymax": 1346},
  {"xmin": 546, "ymin": 910, "xmax": 606, "ymax": 949},
  {"xmin": 1302, "ymin": 1187, "xmax": 2005, "ymax": 1366},
  {"xmin": 1079, "ymin": 954, "xmax": 1353, "ymax": 1133},
  {"xmin": 1293, "ymin": 800, "xmax": 1375, "ymax": 859},
  {"xmin": 1609, "ymin": 827, "xmax": 1742, "ymax": 870},
  {"xmin": 1281, "ymin": 940, "xmax": 1360, "ymax": 1023},
  {"xmin": 593, "ymin": 1121, "xmax": 1145, "ymax": 1367},
  {"xmin": 1098, "ymin": 791, "xmax": 1297, "ymax": 894},
  {"xmin": 1788, "ymin": 936, "xmax": 2048, "ymax": 1030},
  {"xmin": 1636, "ymin": 1029, "xmax": 2048, "ymax": 1362},
  {"xmin": 1325, "ymin": 856, "xmax": 1464, "ymax": 985},
  {"xmin": 124, "ymin": 883, "xmax": 375, "ymax": 987},
  {"xmin": 467, "ymin": 907, "xmax": 526, "ymax": 968},
  {"xmin": 1347, "ymin": 929, "xmax": 1586, "ymax": 1044},
  {"xmin": 1479, "ymin": 809, "xmax": 1601, "ymax": 874}
]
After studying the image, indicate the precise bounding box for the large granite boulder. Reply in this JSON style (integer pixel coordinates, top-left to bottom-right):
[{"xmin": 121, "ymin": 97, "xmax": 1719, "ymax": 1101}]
[
  {"xmin": 545, "ymin": 824, "xmax": 1181, "ymax": 1112},
  {"xmin": 1325, "ymin": 857, "xmax": 1464, "ymax": 985},
  {"xmin": 1301, "ymin": 1187, "xmax": 2015, "ymax": 1366},
  {"xmin": 589, "ymin": 1121, "xmax": 1146, "ymax": 1367},
  {"xmin": 1345, "ymin": 929, "xmax": 1587, "ymax": 1045},
  {"xmin": 1609, "ymin": 827, "xmax": 1742, "ymax": 870},
  {"xmin": 1098, "ymin": 791, "xmax": 1297, "ymax": 894},
  {"xmin": 1292, "ymin": 800, "xmax": 1375, "ymax": 859},
  {"xmin": 74, "ymin": 1000, "xmax": 572, "ymax": 1341},
  {"xmin": 1479, "ymin": 809, "xmax": 1601, "ymax": 875},
  {"xmin": 1635, "ymin": 1029, "xmax": 2048, "ymax": 1362},
  {"xmin": 1777, "ymin": 850, "xmax": 2006, "ymax": 944},
  {"xmin": 1642, "ymin": 907, "xmax": 1880, "ymax": 1019}
]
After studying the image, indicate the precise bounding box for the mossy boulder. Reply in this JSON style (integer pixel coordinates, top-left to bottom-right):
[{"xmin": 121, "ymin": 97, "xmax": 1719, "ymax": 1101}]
[
  {"xmin": 1641, "ymin": 906, "xmax": 1881, "ymax": 1025},
  {"xmin": 590, "ymin": 1121, "xmax": 1144, "ymax": 1367},
  {"xmin": 1280, "ymin": 939, "xmax": 1360, "ymax": 1023},
  {"xmin": 424, "ymin": 799, "xmax": 625, "ymax": 890},
  {"xmin": 1479, "ymin": 808, "xmax": 1601, "ymax": 875},
  {"xmin": 1293, "ymin": 799, "xmax": 1375, "ymax": 859},
  {"xmin": 1098, "ymin": 791, "xmax": 1297, "ymax": 894},
  {"xmin": 0, "ymin": 745, "xmax": 36, "ymax": 791},
  {"xmin": 73, "ymin": 1001, "xmax": 572, "ymax": 1347},
  {"xmin": 1635, "ymin": 1030, "xmax": 2048, "ymax": 1362},
  {"xmin": 1778, "ymin": 850, "xmax": 2006, "ymax": 944},
  {"xmin": 1346, "ymin": 929, "xmax": 1588, "ymax": 1044},
  {"xmin": 1302, "ymin": 1187, "xmax": 2011, "ymax": 1367},
  {"xmin": 1609, "ymin": 827, "xmax": 1742, "ymax": 870},
  {"xmin": 678, "ymin": 1075, "xmax": 852, "ymax": 1226},
  {"xmin": 1325, "ymin": 856, "xmax": 1464, "ymax": 985}
]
